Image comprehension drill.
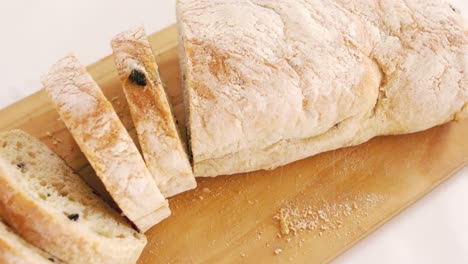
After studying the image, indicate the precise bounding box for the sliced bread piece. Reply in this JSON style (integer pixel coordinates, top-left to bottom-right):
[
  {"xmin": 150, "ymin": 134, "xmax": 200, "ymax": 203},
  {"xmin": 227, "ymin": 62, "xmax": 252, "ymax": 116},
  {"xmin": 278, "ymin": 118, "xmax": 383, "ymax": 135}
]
[
  {"xmin": 0, "ymin": 130, "xmax": 147, "ymax": 263},
  {"xmin": 42, "ymin": 55, "xmax": 170, "ymax": 232},
  {"xmin": 0, "ymin": 219, "xmax": 58, "ymax": 264},
  {"xmin": 111, "ymin": 27, "xmax": 196, "ymax": 197}
]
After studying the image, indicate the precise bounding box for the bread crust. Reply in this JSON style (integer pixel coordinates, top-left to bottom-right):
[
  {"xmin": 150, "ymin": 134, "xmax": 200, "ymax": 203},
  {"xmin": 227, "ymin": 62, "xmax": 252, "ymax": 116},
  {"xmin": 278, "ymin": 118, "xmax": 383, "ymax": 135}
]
[
  {"xmin": 111, "ymin": 27, "xmax": 196, "ymax": 197},
  {"xmin": 0, "ymin": 220, "xmax": 56, "ymax": 264},
  {"xmin": 177, "ymin": 0, "xmax": 468, "ymax": 176},
  {"xmin": 41, "ymin": 55, "xmax": 170, "ymax": 231}
]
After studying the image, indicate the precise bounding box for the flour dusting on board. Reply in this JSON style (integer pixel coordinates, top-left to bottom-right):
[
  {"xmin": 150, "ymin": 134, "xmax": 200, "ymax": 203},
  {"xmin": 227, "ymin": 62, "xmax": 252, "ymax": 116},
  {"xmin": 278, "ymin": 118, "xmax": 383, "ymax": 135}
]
[{"xmin": 274, "ymin": 194, "xmax": 384, "ymax": 237}]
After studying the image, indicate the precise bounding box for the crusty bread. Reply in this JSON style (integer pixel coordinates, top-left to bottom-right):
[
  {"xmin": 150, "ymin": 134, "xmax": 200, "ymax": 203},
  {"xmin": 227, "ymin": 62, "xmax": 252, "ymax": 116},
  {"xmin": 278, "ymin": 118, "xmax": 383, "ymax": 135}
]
[
  {"xmin": 0, "ymin": 130, "xmax": 147, "ymax": 264},
  {"xmin": 177, "ymin": 0, "xmax": 468, "ymax": 176},
  {"xmin": 111, "ymin": 27, "xmax": 197, "ymax": 197},
  {"xmin": 41, "ymin": 54, "xmax": 170, "ymax": 231},
  {"xmin": 0, "ymin": 219, "xmax": 57, "ymax": 264}
]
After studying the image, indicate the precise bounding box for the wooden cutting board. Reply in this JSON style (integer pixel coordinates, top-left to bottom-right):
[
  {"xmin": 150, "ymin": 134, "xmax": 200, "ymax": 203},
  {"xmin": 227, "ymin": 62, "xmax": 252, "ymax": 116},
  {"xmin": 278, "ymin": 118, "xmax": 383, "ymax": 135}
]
[{"xmin": 0, "ymin": 25, "xmax": 467, "ymax": 264}]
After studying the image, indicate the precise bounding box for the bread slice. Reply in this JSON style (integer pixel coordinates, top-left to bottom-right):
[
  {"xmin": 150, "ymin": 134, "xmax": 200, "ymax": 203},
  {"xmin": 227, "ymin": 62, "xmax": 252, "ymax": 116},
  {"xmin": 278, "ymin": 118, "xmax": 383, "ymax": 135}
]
[
  {"xmin": 0, "ymin": 219, "xmax": 58, "ymax": 264},
  {"xmin": 42, "ymin": 55, "xmax": 171, "ymax": 232},
  {"xmin": 0, "ymin": 130, "xmax": 147, "ymax": 264},
  {"xmin": 111, "ymin": 27, "xmax": 197, "ymax": 197},
  {"xmin": 177, "ymin": 0, "xmax": 468, "ymax": 176}
]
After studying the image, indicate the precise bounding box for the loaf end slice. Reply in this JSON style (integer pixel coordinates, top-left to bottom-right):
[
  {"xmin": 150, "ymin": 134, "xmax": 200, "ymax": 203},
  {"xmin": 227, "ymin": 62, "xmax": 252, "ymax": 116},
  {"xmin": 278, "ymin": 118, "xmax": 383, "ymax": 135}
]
[
  {"xmin": 0, "ymin": 130, "xmax": 147, "ymax": 264},
  {"xmin": 41, "ymin": 54, "xmax": 170, "ymax": 232},
  {"xmin": 111, "ymin": 27, "xmax": 196, "ymax": 197},
  {"xmin": 0, "ymin": 219, "xmax": 58, "ymax": 264}
]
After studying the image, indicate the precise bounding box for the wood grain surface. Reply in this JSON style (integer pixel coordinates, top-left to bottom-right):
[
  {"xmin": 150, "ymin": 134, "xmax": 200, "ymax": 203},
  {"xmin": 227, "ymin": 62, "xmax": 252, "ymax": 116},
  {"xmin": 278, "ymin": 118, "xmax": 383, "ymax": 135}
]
[{"xmin": 0, "ymin": 25, "xmax": 467, "ymax": 264}]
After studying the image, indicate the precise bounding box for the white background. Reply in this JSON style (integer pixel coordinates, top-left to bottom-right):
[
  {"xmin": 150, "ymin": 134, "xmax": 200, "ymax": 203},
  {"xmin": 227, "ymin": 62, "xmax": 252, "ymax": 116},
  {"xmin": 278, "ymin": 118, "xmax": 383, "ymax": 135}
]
[{"xmin": 0, "ymin": 1, "xmax": 467, "ymax": 263}]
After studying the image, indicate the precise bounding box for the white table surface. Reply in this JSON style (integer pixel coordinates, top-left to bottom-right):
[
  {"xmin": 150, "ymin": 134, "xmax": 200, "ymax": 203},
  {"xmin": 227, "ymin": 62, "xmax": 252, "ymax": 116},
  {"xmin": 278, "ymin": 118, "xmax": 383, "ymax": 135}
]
[{"xmin": 0, "ymin": 1, "xmax": 467, "ymax": 263}]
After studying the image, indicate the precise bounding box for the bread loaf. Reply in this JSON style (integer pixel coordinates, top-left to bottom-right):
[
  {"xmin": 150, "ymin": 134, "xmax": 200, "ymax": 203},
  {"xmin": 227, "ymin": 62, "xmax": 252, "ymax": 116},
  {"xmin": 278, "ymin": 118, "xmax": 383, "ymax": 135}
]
[
  {"xmin": 177, "ymin": 0, "xmax": 468, "ymax": 176},
  {"xmin": 0, "ymin": 130, "xmax": 146, "ymax": 264},
  {"xmin": 41, "ymin": 54, "xmax": 170, "ymax": 231},
  {"xmin": 112, "ymin": 27, "xmax": 197, "ymax": 197}
]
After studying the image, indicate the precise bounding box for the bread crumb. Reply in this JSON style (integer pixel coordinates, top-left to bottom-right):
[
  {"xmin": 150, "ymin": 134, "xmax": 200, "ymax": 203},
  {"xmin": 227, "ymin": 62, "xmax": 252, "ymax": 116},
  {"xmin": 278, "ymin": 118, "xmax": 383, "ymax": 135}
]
[
  {"xmin": 199, "ymin": 196, "xmax": 204, "ymax": 200},
  {"xmin": 318, "ymin": 210, "xmax": 329, "ymax": 222},
  {"xmin": 274, "ymin": 248, "xmax": 282, "ymax": 255},
  {"xmin": 111, "ymin": 96, "xmax": 119, "ymax": 101},
  {"xmin": 279, "ymin": 210, "xmax": 291, "ymax": 235},
  {"xmin": 46, "ymin": 132, "xmax": 53, "ymax": 137},
  {"xmin": 274, "ymin": 193, "xmax": 384, "ymax": 238},
  {"xmin": 248, "ymin": 200, "xmax": 255, "ymax": 205},
  {"xmin": 240, "ymin": 253, "xmax": 246, "ymax": 258},
  {"xmin": 202, "ymin": 187, "xmax": 211, "ymax": 193}
]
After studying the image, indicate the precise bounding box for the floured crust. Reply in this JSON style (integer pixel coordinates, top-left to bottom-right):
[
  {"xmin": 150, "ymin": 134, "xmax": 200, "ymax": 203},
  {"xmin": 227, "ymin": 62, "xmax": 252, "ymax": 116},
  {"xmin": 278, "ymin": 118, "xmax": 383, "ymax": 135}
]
[
  {"xmin": 0, "ymin": 220, "xmax": 56, "ymax": 264},
  {"xmin": 177, "ymin": 0, "xmax": 468, "ymax": 176},
  {"xmin": 41, "ymin": 55, "xmax": 170, "ymax": 231},
  {"xmin": 111, "ymin": 27, "xmax": 196, "ymax": 197}
]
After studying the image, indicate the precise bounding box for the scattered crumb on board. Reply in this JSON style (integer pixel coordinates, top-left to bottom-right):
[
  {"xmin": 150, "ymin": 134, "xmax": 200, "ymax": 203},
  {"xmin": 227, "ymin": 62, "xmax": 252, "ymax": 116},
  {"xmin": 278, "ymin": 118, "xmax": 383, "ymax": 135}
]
[
  {"xmin": 110, "ymin": 95, "xmax": 125, "ymax": 107},
  {"xmin": 45, "ymin": 131, "xmax": 63, "ymax": 146},
  {"xmin": 274, "ymin": 193, "xmax": 384, "ymax": 238},
  {"xmin": 146, "ymin": 178, "xmax": 384, "ymax": 261}
]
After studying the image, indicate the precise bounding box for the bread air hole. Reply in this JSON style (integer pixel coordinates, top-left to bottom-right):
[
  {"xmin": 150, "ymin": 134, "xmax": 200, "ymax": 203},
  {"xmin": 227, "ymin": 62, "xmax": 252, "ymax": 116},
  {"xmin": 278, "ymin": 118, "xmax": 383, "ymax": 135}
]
[
  {"xmin": 58, "ymin": 189, "xmax": 69, "ymax": 197},
  {"xmin": 51, "ymin": 182, "xmax": 65, "ymax": 190},
  {"xmin": 94, "ymin": 229, "xmax": 114, "ymax": 238},
  {"xmin": 38, "ymin": 193, "xmax": 47, "ymax": 200},
  {"xmin": 16, "ymin": 141, "xmax": 23, "ymax": 150}
]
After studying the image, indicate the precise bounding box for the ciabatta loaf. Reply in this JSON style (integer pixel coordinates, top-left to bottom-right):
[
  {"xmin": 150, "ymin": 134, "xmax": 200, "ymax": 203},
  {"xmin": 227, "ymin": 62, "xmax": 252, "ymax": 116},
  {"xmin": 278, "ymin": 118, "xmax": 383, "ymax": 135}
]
[
  {"xmin": 111, "ymin": 27, "xmax": 196, "ymax": 197},
  {"xmin": 0, "ymin": 130, "xmax": 146, "ymax": 264},
  {"xmin": 0, "ymin": 219, "xmax": 57, "ymax": 264},
  {"xmin": 41, "ymin": 54, "xmax": 170, "ymax": 232},
  {"xmin": 177, "ymin": 0, "xmax": 468, "ymax": 176}
]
